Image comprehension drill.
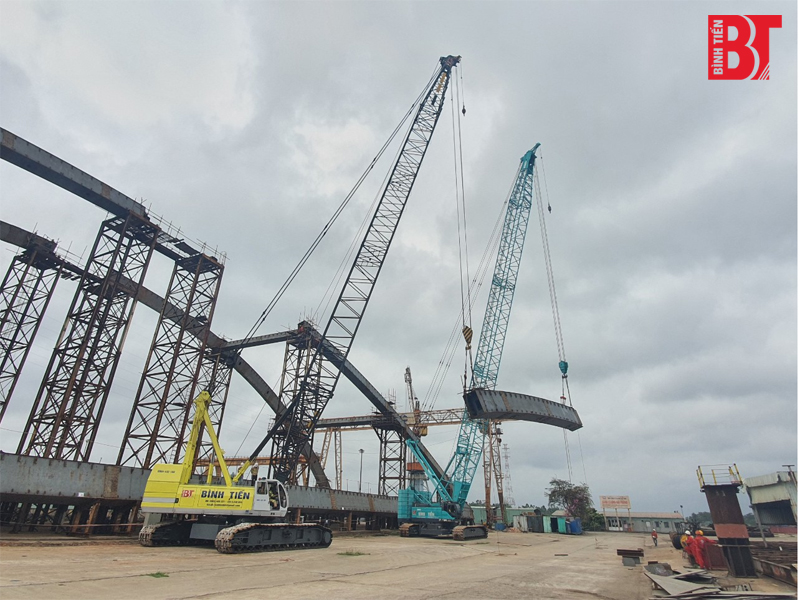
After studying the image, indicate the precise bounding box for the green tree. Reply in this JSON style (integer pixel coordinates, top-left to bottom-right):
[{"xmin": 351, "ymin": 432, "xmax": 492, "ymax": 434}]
[
  {"xmin": 688, "ymin": 511, "xmax": 712, "ymax": 525},
  {"xmin": 546, "ymin": 478, "xmax": 593, "ymax": 524},
  {"xmin": 582, "ymin": 508, "xmax": 606, "ymax": 532}
]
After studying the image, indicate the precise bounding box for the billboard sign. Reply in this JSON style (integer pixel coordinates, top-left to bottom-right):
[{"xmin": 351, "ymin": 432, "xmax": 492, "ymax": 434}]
[{"xmin": 600, "ymin": 495, "xmax": 631, "ymax": 509}]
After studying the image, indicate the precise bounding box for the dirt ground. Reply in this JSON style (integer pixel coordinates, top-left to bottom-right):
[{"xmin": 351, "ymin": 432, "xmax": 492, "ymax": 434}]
[{"xmin": 0, "ymin": 530, "xmax": 795, "ymax": 600}]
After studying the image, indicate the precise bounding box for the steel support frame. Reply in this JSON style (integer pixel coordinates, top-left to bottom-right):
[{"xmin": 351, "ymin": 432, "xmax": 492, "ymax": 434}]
[
  {"xmin": 333, "ymin": 429, "xmax": 343, "ymax": 489},
  {"xmin": 225, "ymin": 323, "xmax": 444, "ymax": 485},
  {"xmin": 482, "ymin": 434, "xmax": 493, "ymax": 526},
  {"xmin": 702, "ymin": 481, "xmax": 756, "ymax": 577},
  {"xmin": 271, "ymin": 331, "xmax": 322, "ymax": 484},
  {"xmin": 0, "ymin": 249, "xmax": 62, "ymax": 422},
  {"xmin": 489, "ymin": 421, "xmax": 507, "ymax": 524},
  {"xmin": 117, "ymin": 252, "xmax": 224, "ymax": 467},
  {"xmin": 375, "ymin": 424, "xmax": 407, "ymax": 496},
  {"xmin": 318, "ymin": 428, "xmax": 343, "ymax": 490},
  {"xmin": 502, "ymin": 442, "xmax": 515, "ymax": 507},
  {"xmin": 18, "ymin": 214, "xmax": 158, "ymax": 460}
]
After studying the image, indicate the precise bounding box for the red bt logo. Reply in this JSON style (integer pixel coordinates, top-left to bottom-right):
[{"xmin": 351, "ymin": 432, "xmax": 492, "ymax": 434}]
[{"xmin": 708, "ymin": 15, "xmax": 782, "ymax": 80}]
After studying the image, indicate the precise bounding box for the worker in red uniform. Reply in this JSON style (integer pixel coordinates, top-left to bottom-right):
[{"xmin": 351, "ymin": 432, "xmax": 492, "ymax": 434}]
[
  {"xmin": 692, "ymin": 530, "xmax": 717, "ymax": 569},
  {"xmin": 684, "ymin": 531, "xmax": 699, "ymax": 567},
  {"xmin": 651, "ymin": 529, "xmax": 658, "ymax": 547}
]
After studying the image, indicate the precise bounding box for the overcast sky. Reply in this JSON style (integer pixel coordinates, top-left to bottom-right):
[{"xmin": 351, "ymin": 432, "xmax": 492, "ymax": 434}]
[{"xmin": 0, "ymin": 1, "xmax": 796, "ymax": 517}]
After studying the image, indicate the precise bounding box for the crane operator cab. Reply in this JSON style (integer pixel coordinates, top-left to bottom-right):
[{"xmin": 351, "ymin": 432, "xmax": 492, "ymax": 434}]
[{"xmin": 253, "ymin": 477, "xmax": 289, "ymax": 518}]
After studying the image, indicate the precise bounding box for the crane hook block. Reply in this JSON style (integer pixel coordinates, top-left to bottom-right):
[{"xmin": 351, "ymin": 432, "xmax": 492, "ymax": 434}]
[
  {"xmin": 559, "ymin": 360, "xmax": 568, "ymax": 375},
  {"xmin": 462, "ymin": 325, "xmax": 473, "ymax": 349}
]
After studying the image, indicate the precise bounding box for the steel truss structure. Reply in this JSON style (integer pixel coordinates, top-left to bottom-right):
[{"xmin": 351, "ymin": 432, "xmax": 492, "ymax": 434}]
[
  {"xmin": 276, "ymin": 327, "xmax": 322, "ymax": 484},
  {"xmin": 482, "ymin": 422, "xmax": 506, "ymax": 526},
  {"xmin": 502, "ymin": 442, "xmax": 516, "ymax": 507},
  {"xmin": 375, "ymin": 422, "xmax": 407, "ymax": 496},
  {"xmin": 0, "ymin": 230, "xmax": 66, "ymax": 422},
  {"xmin": 317, "ymin": 428, "xmax": 342, "ymax": 490},
  {"xmin": 18, "ymin": 213, "xmax": 158, "ymax": 460},
  {"xmin": 118, "ymin": 252, "xmax": 225, "ymax": 467}
]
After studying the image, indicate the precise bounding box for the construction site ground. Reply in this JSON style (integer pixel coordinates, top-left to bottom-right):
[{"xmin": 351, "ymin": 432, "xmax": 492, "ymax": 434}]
[{"xmin": 0, "ymin": 530, "xmax": 796, "ymax": 599}]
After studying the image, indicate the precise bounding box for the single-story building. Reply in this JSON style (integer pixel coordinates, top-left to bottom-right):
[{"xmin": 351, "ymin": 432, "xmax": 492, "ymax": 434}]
[
  {"xmin": 603, "ymin": 511, "xmax": 684, "ymax": 533},
  {"xmin": 470, "ymin": 505, "xmax": 536, "ymax": 525}
]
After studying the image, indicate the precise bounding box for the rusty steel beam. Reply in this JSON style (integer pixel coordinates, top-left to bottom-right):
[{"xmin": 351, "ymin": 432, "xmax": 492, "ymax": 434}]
[{"xmin": 0, "ymin": 127, "xmax": 220, "ymax": 265}]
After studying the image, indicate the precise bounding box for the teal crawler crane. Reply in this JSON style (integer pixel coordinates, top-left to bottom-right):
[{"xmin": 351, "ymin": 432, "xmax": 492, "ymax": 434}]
[{"xmin": 399, "ymin": 144, "xmax": 541, "ymax": 540}]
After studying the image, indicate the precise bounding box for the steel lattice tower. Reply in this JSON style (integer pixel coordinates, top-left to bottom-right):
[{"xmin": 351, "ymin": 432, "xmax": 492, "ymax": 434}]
[
  {"xmin": 117, "ymin": 252, "xmax": 225, "ymax": 467},
  {"xmin": 18, "ymin": 214, "xmax": 158, "ymax": 460},
  {"xmin": 0, "ymin": 239, "xmax": 63, "ymax": 423},
  {"xmin": 502, "ymin": 443, "xmax": 515, "ymax": 507},
  {"xmin": 276, "ymin": 327, "xmax": 322, "ymax": 484}
]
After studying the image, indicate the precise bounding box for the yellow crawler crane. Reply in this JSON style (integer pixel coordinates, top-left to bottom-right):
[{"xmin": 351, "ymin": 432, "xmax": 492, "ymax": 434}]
[{"xmin": 138, "ymin": 391, "xmax": 332, "ymax": 553}]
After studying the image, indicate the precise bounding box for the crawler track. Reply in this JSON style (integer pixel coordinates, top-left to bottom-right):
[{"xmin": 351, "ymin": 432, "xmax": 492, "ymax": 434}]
[
  {"xmin": 139, "ymin": 521, "xmax": 195, "ymax": 547},
  {"xmin": 452, "ymin": 525, "xmax": 488, "ymax": 540},
  {"xmin": 399, "ymin": 523, "xmax": 418, "ymax": 537},
  {"xmin": 214, "ymin": 522, "xmax": 332, "ymax": 553}
]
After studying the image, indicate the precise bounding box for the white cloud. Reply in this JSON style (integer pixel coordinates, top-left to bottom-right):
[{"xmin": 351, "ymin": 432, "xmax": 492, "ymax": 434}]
[
  {"xmin": 0, "ymin": 0, "xmax": 794, "ymax": 518},
  {"xmin": 0, "ymin": 1, "xmax": 255, "ymax": 130}
]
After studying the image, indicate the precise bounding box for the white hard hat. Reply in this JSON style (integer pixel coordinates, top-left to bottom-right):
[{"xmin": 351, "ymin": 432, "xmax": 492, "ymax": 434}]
[{"xmin": 684, "ymin": 530, "xmax": 691, "ymax": 535}]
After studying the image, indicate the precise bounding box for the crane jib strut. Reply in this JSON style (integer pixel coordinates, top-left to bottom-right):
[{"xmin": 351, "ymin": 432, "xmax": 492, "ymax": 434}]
[{"xmin": 240, "ymin": 55, "xmax": 461, "ymax": 485}]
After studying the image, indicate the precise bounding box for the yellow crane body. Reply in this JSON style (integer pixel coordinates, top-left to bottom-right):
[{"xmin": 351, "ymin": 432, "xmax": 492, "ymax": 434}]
[{"xmin": 138, "ymin": 391, "xmax": 331, "ymax": 553}]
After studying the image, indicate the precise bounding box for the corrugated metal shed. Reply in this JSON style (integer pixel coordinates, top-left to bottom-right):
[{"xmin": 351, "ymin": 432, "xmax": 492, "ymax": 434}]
[
  {"xmin": 744, "ymin": 471, "xmax": 797, "ymax": 526},
  {"xmin": 744, "ymin": 471, "xmax": 797, "ymax": 505},
  {"xmin": 745, "ymin": 472, "xmax": 784, "ymax": 488}
]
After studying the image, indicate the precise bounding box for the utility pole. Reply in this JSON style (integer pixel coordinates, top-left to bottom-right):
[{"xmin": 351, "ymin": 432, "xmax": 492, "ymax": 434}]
[{"xmin": 359, "ymin": 448, "xmax": 364, "ymax": 493}]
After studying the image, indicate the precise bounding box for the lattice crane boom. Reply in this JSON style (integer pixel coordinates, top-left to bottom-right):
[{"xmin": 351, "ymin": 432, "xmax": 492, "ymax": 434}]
[
  {"xmin": 447, "ymin": 143, "xmax": 539, "ymax": 507},
  {"xmin": 240, "ymin": 55, "xmax": 461, "ymax": 485},
  {"xmin": 406, "ymin": 144, "xmax": 540, "ymax": 515}
]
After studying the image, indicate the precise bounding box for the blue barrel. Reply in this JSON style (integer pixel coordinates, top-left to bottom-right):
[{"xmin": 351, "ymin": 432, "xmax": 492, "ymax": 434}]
[{"xmin": 569, "ymin": 518, "xmax": 583, "ymax": 535}]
